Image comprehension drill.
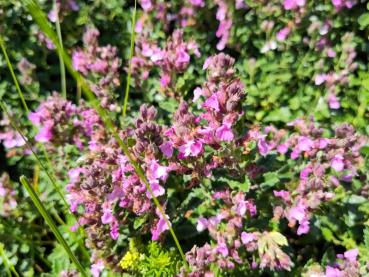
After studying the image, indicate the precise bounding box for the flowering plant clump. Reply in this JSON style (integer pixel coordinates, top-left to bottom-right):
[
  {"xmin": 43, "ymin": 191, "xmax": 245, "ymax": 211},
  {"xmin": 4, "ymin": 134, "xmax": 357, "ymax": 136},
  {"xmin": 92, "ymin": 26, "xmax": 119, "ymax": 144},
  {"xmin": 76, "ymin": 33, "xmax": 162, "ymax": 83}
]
[{"xmin": 1, "ymin": 1, "xmax": 369, "ymax": 277}]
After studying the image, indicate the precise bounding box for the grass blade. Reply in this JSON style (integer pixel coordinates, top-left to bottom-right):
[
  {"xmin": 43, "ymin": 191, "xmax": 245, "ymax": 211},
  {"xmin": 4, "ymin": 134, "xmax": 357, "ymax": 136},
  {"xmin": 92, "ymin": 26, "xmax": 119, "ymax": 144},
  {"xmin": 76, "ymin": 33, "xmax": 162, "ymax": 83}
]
[
  {"xmin": 21, "ymin": 0, "xmax": 189, "ymax": 271},
  {"xmin": 0, "ymin": 243, "xmax": 15, "ymax": 277},
  {"xmin": 19, "ymin": 176, "xmax": 88, "ymax": 277},
  {"xmin": 0, "ymin": 35, "xmax": 29, "ymax": 114},
  {"xmin": 53, "ymin": 0, "xmax": 67, "ymax": 98},
  {"xmin": 122, "ymin": 0, "xmax": 137, "ymax": 118}
]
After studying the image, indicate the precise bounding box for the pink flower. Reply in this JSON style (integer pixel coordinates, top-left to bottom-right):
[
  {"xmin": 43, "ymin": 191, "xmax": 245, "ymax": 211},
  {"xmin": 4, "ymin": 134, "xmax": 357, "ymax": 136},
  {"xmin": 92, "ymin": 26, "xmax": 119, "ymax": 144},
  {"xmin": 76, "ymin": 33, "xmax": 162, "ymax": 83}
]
[
  {"xmin": 175, "ymin": 48, "xmax": 190, "ymax": 69},
  {"xmin": 216, "ymin": 242, "xmax": 229, "ymax": 257},
  {"xmin": 283, "ymin": 0, "xmax": 305, "ymax": 10},
  {"xmin": 91, "ymin": 259, "xmax": 105, "ymax": 277},
  {"xmin": 139, "ymin": 0, "xmax": 153, "ymax": 11},
  {"xmin": 215, "ymin": 124, "xmax": 234, "ymax": 141},
  {"xmin": 149, "ymin": 161, "xmax": 169, "ymax": 181},
  {"xmin": 258, "ymin": 138, "xmax": 271, "ymax": 156},
  {"xmin": 35, "ymin": 122, "xmax": 53, "ymax": 142},
  {"xmin": 179, "ymin": 140, "xmax": 203, "ymax": 157},
  {"xmin": 297, "ymin": 136, "xmax": 314, "ymax": 152},
  {"xmin": 331, "ymin": 154, "xmax": 344, "ymax": 171},
  {"xmin": 101, "ymin": 209, "xmax": 114, "ymax": 224},
  {"xmin": 274, "ymin": 190, "xmax": 291, "ymax": 202},
  {"xmin": 203, "ymin": 94, "xmax": 220, "ymax": 112},
  {"xmin": 196, "ymin": 218, "xmax": 208, "ymax": 232},
  {"xmin": 110, "ymin": 223, "xmax": 119, "ymax": 240},
  {"xmin": 325, "ymin": 266, "xmax": 344, "ymax": 277},
  {"xmin": 328, "ymin": 94, "xmax": 340, "ymax": 109},
  {"xmin": 277, "ymin": 143, "xmax": 289, "ymax": 154},
  {"xmin": 300, "ymin": 165, "xmax": 313, "ymax": 181},
  {"xmin": 147, "ymin": 181, "xmax": 165, "ymax": 198},
  {"xmin": 151, "ymin": 208, "xmax": 171, "ymax": 240},
  {"xmin": 160, "ymin": 141, "xmax": 174, "ymax": 157},
  {"xmin": 276, "ymin": 27, "xmax": 291, "ymax": 41},
  {"xmin": 317, "ymin": 138, "xmax": 330, "ymax": 149},
  {"xmin": 160, "ymin": 74, "xmax": 171, "ymax": 88},
  {"xmin": 297, "ymin": 219, "xmax": 310, "ymax": 235},
  {"xmin": 193, "ymin": 87, "xmax": 203, "ymax": 102},
  {"xmin": 344, "ymin": 248, "xmax": 359, "ymax": 262},
  {"xmin": 28, "ymin": 112, "xmax": 41, "ymax": 125},
  {"xmin": 188, "ymin": 0, "xmax": 205, "ymax": 7},
  {"xmin": 315, "ymin": 74, "xmax": 327, "ymax": 85},
  {"xmin": 241, "ymin": 232, "xmax": 256, "ymax": 245}
]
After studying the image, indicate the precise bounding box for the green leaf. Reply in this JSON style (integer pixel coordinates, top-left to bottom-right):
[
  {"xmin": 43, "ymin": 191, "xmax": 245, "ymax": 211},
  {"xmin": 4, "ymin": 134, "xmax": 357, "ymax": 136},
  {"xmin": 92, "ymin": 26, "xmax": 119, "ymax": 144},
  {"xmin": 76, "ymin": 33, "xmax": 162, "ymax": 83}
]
[
  {"xmin": 261, "ymin": 172, "xmax": 280, "ymax": 188},
  {"xmin": 158, "ymin": 98, "xmax": 179, "ymax": 113},
  {"xmin": 358, "ymin": 13, "xmax": 369, "ymax": 29},
  {"xmin": 360, "ymin": 145, "xmax": 369, "ymax": 156},
  {"xmin": 218, "ymin": 176, "xmax": 250, "ymax": 193},
  {"xmin": 321, "ymin": 227, "xmax": 334, "ymax": 242}
]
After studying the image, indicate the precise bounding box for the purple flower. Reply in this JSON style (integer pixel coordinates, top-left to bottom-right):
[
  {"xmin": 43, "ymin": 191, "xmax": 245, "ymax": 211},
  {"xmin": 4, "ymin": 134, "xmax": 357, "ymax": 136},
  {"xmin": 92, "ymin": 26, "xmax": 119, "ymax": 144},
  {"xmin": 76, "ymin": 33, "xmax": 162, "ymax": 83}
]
[
  {"xmin": 196, "ymin": 218, "xmax": 208, "ymax": 232},
  {"xmin": 315, "ymin": 74, "xmax": 327, "ymax": 85},
  {"xmin": 215, "ymin": 124, "xmax": 234, "ymax": 141},
  {"xmin": 147, "ymin": 181, "xmax": 165, "ymax": 198},
  {"xmin": 160, "ymin": 141, "xmax": 174, "ymax": 157},
  {"xmin": 149, "ymin": 161, "xmax": 169, "ymax": 181},
  {"xmin": 35, "ymin": 122, "xmax": 53, "ymax": 142},
  {"xmin": 297, "ymin": 136, "xmax": 314, "ymax": 152},
  {"xmin": 331, "ymin": 154, "xmax": 344, "ymax": 171},
  {"xmin": 317, "ymin": 138, "xmax": 330, "ymax": 149},
  {"xmin": 28, "ymin": 112, "xmax": 41, "ymax": 125},
  {"xmin": 203, "ymin": 94, "xmax": 220, "ymax": 112},
  {"xmin": 276, "ymin": 27, "xmax": 291, "ymax": 41},
  {"xmin": 258, "ymin": 138, "xmax": 271, "ymax": 156},
  {"xmin": 216, "ymin": 242, "xmax": 229, "ymax": 257},
  {"xmin": 328, "ymin": 94, "xmax": 340, "ymax": 109},
  {"xmin": 283, "ymin": 0, "xmax": 305, "ymax": 10},
  {"xmin": 325, "ymin": 266, "xmax": 344, "ymax": 277},
  {"xmin": 91, "ymin": 259, "xmax": 105, "ymax": 277},
  {"xmin": 193, "ymin": 87, "xmax": 203, "ymax": 102},
  {"xmin": 160, "ymin": 74, "xmax": 171, "ymax": 88},
  {"xmin": 344, "ymin": 248, "xmax": 359, "ymax": 262},
  {"xmin": 241, "ymin": 232, "xmax": 256, "ymax": 245},
  {"xmin": 297, "ymin": 219, "xmax": 310, "ymax": 235},
  {"xmin": 151, "ymin": 208, "xmax": 171, "ymax": 240},
  {"xmin": 274, "ymin": 190, "xmax": 290, "ymax": 202},
  {"xmin": 277, "ymin": 143, "xmax": 289, "ymax": 154},
  {"xmin": 179, "ymin": 140, "xmax": 203, "ymax": 157},
  {"xmin": 188, "ymin": 0, "xmax": 205, "ymax": 7}
]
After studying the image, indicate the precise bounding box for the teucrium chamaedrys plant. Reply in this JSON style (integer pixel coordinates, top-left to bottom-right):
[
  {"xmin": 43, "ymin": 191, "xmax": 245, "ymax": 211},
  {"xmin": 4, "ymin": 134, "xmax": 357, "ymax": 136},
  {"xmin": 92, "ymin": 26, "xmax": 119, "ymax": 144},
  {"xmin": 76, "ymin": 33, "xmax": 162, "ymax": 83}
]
[{"xmin": 1, "ymin": 0, "xmax": 369, "ymax": 276}]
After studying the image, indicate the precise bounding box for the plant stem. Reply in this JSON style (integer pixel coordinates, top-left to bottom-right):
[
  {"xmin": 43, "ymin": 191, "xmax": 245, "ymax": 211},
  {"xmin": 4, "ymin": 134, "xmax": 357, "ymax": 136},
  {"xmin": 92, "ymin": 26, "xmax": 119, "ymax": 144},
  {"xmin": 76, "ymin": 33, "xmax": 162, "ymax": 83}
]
[
  {"xmin": 122, "ymin": 0, "xmax": 137, "ymax": 118},
  {"xmin": 54, "ymin": 0, "xmax": 67, "ymax": 98},
  {"xmin": 0, "ymin": 35, "xmax": 29, "ymax": 113}
]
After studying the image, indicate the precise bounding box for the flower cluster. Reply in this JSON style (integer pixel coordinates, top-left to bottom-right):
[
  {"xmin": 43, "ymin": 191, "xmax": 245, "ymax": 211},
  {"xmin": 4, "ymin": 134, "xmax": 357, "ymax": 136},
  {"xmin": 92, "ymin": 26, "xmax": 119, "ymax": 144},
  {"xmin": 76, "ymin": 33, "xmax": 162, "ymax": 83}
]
[
  {"xmin": 0, "ymin": 115, "xmax": 25, "ymax": 151},
  {"xmin": 258, "ymin": 119, "xmax": 366, "ymax": 235},
  {"xmin": 66, "ymin": 104, "xmax": 174, "ymax": 273},
  {"xmin": 17, "ymin": 58, "xmax": 36, "ymax": 86},
  {"xmin": 28, "ymin": 93, "xmax": 103, "ymax": 149},
  {"xmin": 23, "ymin": 52, "xmax": 368, "ymax": 276},
  {"xmin": 314, "ymin": 32, "xmax": 357, "ymax": 109},
  {"xmin": 131, "ymin": 28, "xmax": 200, "ymax": 97},
  {"xmin": 0, "ymin": 173, "xmax": 17, "ymax": 217},
  {"xmin": 182, "ymin": 190, "xmax": 292, "ymax": 276},
  {"xmin": 72, "ymin": 27, "xmax": 121, "ymax": 111}
]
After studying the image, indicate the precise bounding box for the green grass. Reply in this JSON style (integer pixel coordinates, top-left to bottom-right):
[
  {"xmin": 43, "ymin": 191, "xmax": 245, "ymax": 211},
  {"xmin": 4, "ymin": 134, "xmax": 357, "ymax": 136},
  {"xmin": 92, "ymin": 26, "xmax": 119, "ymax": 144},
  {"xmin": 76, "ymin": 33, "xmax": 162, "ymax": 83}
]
[{"xmin": 20, "ymin": 176, "xmax": 88, "ymax": 277}]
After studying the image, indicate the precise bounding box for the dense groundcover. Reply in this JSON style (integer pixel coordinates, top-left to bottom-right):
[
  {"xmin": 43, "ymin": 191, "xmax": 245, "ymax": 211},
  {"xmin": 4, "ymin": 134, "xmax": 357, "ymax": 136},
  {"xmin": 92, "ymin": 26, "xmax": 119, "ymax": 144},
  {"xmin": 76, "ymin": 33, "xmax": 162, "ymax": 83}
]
[{"xmin": 1, "ymin": 0, "xmax": 369, "ymax": 276}]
